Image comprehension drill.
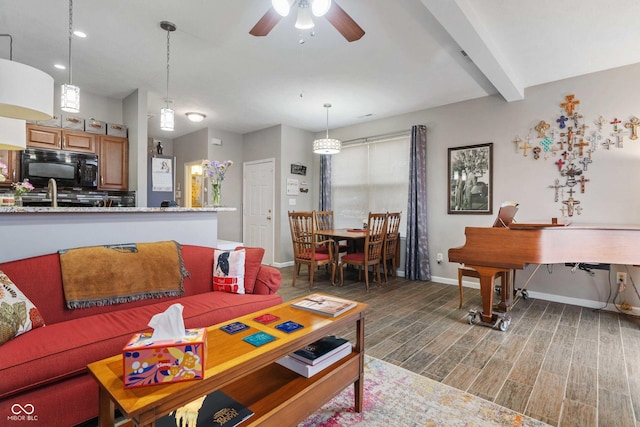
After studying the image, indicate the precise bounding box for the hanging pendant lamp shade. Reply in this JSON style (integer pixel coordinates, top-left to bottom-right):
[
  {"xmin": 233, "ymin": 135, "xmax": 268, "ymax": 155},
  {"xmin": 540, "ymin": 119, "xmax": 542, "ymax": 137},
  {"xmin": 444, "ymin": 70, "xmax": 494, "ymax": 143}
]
[
  {"xmin": 0, "ymin": 34, "xmax": 53, "ymax": 121},
  {"xmin": 160, "ymin": 21, "xmax": 176, "ymax": 132},
  {"xmin": 61, "ymin": 0, "xmax": 80, "ymax": 113},
  {"xmin": 313, "ymin": 103, "xmax": 341, "ymax": 155},
  {"xmin": 0, "ymin": 116, "xmax": 27, "ymax": 150}
]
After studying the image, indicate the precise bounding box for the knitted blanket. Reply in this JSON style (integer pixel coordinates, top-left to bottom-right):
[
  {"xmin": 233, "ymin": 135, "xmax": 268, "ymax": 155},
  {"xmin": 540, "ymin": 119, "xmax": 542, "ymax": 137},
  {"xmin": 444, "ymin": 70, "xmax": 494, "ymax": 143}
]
[{"xmin": 59, "ymin": 241, "xmax": 189, "ymax": 309}]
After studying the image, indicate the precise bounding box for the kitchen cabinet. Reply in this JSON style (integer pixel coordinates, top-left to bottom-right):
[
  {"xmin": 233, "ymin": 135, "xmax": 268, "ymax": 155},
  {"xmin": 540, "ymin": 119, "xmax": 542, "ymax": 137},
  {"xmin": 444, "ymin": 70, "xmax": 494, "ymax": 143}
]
[
  {"xmin": 98, "ymin": 135, "xmax": 128, "ymax": 190},
  {"xmin": 26, "ymin": 124, "xmax": 96, "ymax": 154},
  {"xmin": 0, "ymin": 150, "xmax": 20, "ymax": 187}
]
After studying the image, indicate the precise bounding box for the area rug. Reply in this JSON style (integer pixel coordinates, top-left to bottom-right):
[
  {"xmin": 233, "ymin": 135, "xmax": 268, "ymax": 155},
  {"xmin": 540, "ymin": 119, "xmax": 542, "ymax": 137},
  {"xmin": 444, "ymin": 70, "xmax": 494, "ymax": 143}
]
[{"xmin": 299, "ymin": 356, "xmax": 551, "ymax": 427}]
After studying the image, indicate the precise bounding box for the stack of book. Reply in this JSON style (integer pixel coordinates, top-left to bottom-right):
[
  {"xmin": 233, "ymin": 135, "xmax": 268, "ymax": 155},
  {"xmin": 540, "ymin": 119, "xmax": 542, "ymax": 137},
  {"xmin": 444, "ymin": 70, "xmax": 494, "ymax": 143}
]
[{"xmin": 276, "ymin": 335, "xmax": 352, "ymax": 378}]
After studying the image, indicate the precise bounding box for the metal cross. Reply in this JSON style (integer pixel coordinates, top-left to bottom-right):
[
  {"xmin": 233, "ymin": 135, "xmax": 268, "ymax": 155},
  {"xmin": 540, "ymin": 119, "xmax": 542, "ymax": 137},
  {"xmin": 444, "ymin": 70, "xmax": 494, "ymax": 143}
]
[
  {"xmin": 612, "ymin": 128, "xmax": 625, "ymax": 148},
  {"xmin": 602, "ymin": 138, "xmax": 615, "ymax": 150},
  {"xmin": 572, "ymin": 111, "xmax": 584, "ymax": 128},
  {"xmin": 548, "ymin": 178, "xmax": 564, "ymax": 202},
  {"xmin": 519, "ymin": 139, "xmax": 533, "ymax": 157},
  {"xmin": 580, "ymin": 156, "xmax": 592, "ymax": 171},
  {"xmin": 594, "ymin": 115, "xmax": 606, "ymax": 131}
]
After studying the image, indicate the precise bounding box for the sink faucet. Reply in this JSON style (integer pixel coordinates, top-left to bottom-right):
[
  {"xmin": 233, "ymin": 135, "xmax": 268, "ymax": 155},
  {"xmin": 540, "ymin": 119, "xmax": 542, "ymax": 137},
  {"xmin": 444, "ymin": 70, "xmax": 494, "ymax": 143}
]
[{"xmin": 47, "ymin": 178, "xmax": 58, "ymax": 208}]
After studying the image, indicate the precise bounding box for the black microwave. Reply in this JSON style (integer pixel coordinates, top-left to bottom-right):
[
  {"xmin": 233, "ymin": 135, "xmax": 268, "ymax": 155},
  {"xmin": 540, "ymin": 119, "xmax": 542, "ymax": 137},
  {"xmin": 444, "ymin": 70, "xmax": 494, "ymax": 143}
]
[{"xmin": 21, "ymin": 148, "xmax": 98, "ymax": 189}]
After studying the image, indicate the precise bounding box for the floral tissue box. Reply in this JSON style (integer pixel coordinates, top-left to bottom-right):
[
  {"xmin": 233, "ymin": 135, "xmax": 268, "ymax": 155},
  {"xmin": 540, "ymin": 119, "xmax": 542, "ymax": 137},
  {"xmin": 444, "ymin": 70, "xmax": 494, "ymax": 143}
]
[{"xmin": 122, "ymin": 328, "xmax": 207, "ymax": 389}]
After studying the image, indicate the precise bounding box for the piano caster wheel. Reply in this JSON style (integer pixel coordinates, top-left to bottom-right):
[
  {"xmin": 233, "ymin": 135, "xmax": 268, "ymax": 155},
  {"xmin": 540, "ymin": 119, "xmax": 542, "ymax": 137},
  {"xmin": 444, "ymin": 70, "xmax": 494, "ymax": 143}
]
[
  {"xmin": 467, "ymin": 310, "xmax": 481, "ymax": 325},
  {"xmin": 521, "ymin": 290, "xmax": 529, "ymax": 300},
  {"xmin": 497, "ymin": 318, "xmax": 511, "ymax": 332}
]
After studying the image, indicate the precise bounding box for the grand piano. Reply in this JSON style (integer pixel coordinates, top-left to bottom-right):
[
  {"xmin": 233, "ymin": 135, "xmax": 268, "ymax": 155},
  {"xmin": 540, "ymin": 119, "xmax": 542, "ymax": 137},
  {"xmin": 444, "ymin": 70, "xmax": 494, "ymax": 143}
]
[{"xmin": 448, "ymin": 223, "xmax": 640, "ymax": 329}]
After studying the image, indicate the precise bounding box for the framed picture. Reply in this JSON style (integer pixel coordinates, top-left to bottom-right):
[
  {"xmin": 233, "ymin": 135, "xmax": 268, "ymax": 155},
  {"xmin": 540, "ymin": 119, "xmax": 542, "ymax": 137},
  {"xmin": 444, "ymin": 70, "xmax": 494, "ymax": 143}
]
[{"xmin": 448, "ymin": 143, "xmax": 493, "ymax": 214}]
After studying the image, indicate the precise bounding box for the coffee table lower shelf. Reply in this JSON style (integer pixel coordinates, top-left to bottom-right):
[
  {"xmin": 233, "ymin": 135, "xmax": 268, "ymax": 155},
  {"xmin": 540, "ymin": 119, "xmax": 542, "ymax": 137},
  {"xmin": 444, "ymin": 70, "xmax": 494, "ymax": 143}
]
[{"xmin": 221, "ymin": 352, "xmax": 362, "ymax": 426}]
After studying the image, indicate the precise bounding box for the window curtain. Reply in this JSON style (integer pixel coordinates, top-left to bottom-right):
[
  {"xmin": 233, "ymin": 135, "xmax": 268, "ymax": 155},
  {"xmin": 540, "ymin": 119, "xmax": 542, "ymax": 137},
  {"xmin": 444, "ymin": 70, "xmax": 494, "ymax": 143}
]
[
  {"xmin": 405, "ymin": 125, "xmax": 430, "ymax": 280},
  {"xmin": 319, "ymin": 154, "xmax": 332, "ymax": 210}
]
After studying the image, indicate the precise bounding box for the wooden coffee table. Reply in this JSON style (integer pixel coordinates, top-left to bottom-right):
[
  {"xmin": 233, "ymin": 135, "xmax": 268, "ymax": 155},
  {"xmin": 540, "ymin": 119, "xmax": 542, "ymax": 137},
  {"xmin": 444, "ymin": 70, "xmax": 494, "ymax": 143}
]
[{"xmin": 87, "ymin": 295, "xmax": 368, "ymax": 426}]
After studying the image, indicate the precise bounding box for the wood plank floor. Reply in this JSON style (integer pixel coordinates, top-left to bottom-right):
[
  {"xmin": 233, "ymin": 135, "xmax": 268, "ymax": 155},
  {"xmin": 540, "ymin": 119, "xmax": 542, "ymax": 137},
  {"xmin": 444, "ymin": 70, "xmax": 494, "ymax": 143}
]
[{"xmin": 277, "ymin": 266, "xmax": 640, "ymax": 427}]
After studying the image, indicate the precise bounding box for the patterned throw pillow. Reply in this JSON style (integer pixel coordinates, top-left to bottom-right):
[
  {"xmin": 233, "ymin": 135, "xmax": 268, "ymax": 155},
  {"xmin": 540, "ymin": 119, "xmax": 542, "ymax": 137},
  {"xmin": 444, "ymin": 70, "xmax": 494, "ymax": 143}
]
[
  {"xmin": 213, "ymin": 249, "xmax": 246, "ymax": 294},
  {"xmin": 0, "ymin": 271, "xmax": 45, "ymax": 346}
]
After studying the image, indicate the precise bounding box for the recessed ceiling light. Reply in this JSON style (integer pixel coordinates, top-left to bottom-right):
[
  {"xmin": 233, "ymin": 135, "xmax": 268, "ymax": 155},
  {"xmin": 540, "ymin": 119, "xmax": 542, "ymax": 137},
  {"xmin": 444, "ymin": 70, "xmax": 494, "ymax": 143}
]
[
  {"xmin": 186, "ymin": 112, "xmax": 206, "ymax": 122},
  {"xmin": 74, "ymin": 30, "xmax": 87, "ymax": 38},
  {"xmin": 54, "ymin": 64, "xmax": 66, "ymax": 70}
]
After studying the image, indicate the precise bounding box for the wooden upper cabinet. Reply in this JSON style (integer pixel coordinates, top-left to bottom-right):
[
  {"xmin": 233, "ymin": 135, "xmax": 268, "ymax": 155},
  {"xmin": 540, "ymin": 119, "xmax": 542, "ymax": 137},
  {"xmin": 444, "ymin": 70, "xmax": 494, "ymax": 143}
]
[
  {"xmin": 98, "ymin": 135, "xmax": 128, "ymax": 190},
  {"xmin": 26, "ymin": 124, "xmax": 61, "ymax": 149},
  {"xmin": 62, "ymin": 130, "xmax": 97, "ymax": 153},
  {"xmin": 26, "ymin": 124, "xmax": 96, "ymax": 154}
]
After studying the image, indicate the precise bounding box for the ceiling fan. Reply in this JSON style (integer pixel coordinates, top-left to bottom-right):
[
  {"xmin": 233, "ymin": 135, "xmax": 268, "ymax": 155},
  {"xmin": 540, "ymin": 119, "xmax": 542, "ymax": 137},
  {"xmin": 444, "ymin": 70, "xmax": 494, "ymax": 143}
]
[{"xmin": 250, "ymin": 0, "xmax": 365, "ymax": 42}]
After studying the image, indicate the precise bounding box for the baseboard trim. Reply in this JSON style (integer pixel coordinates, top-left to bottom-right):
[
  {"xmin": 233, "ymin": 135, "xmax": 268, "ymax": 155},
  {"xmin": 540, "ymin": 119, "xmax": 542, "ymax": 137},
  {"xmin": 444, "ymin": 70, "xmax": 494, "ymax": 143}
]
[{"xmin": 430, "ymin": 275, "xmax": 639, "ymax": 314}]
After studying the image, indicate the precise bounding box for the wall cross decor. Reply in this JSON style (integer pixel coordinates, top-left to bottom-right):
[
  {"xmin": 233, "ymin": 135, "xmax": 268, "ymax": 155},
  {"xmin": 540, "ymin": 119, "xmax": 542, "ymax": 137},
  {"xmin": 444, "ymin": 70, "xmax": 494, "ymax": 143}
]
[{"xmin": 512, "ymin": 93, "xmax": 637, "ymax": 217}]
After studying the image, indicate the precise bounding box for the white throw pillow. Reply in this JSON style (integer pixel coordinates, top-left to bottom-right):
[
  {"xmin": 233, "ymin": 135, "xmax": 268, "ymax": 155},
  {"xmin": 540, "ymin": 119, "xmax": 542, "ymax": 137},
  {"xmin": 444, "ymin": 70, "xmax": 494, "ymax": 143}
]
[{"xmin": 213, "ymin": 249, "xmax": 246, "ymax": 294}]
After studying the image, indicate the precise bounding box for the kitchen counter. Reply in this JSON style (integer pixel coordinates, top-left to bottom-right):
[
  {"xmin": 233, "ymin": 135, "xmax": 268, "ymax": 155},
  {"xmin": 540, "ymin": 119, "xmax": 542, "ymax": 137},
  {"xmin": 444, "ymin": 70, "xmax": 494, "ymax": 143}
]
[
  {"xmin": 0, "ymin": 206, "xmax": 237, "ymax": 262},
  {"xmin": 0, "ymin": 206, "xmax": 236, "ymax": 214}
]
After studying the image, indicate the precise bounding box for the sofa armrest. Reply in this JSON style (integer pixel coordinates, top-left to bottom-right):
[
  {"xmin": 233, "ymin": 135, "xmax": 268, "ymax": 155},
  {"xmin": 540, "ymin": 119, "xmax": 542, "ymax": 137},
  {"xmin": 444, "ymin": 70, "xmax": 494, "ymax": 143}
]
[{"xmin": 252, "ymin": 265, "xmax": 282, "ymax": 295}]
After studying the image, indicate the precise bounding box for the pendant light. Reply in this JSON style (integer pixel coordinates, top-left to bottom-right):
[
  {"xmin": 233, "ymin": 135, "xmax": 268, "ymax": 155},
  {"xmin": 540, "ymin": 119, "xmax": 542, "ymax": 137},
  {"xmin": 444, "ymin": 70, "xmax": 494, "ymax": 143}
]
[
  {"xmin": 313, "ymin": 103, "xmax": 341, "ymax": 154},
  {"xmin": 0, "ymin": 35, "xmax": 54, "ymax": 121},
  {"xmin": 160, "ymin": 21, "xmax": 176, "ymax": 132},
  {"xmin": 61, "ymin": 0, "xmax": 80, "ymax": 113}
]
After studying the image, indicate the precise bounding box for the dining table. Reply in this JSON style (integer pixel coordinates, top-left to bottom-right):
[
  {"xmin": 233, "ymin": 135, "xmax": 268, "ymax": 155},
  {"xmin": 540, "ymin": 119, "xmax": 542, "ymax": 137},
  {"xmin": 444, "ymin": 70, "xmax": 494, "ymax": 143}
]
[{"xmin": 318, "ymin": 228, "xmax": 368, "ymax": 263}]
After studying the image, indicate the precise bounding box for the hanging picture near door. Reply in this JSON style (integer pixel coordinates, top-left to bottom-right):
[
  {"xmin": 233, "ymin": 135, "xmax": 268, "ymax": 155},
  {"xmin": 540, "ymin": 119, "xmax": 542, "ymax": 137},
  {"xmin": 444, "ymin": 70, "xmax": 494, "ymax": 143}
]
[{"xmin": 448, "ymin": 143, "xmax": 493, "ymax": 214}]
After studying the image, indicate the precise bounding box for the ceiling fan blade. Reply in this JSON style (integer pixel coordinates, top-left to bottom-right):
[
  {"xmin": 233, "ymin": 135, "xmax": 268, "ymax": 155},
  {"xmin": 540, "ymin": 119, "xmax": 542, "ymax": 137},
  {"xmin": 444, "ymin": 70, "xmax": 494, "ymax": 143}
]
[
  {"xmin": 324, "ymin": 2, "xmax": 365, "ymax": 42},
  {"xmin": 249, "ymin": 7, "xmax": 283, "ymax": 37}
]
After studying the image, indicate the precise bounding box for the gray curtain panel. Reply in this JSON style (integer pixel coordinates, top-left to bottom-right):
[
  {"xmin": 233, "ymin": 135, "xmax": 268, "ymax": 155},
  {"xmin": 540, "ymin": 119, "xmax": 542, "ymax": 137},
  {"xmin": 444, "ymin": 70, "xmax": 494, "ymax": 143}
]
[
  {"xmin": 405, "ymin": 125, "xmax": 431, "ymax": 280},
  {"xmin": 319, "ymin": 155, "xmax": 332, "ymax": 211}
]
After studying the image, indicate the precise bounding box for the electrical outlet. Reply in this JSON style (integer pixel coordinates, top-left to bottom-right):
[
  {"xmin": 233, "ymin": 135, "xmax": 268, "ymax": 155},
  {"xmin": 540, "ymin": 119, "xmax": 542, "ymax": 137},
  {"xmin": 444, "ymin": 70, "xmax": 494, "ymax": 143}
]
[
  {"xmin": 617, "ymin": 272, "xmax": 627, "ymax": 286},
  {"xmin": 436, "ymin": 253, "xmax": 443, "ymax": 264}
]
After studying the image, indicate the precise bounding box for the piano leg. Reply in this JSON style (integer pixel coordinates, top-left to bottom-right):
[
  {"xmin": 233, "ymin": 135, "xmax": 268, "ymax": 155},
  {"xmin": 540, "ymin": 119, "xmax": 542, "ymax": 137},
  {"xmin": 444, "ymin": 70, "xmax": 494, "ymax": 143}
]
[{"xmin": 467, "ymin": 265, "xmax": 510, "ymax": 323}]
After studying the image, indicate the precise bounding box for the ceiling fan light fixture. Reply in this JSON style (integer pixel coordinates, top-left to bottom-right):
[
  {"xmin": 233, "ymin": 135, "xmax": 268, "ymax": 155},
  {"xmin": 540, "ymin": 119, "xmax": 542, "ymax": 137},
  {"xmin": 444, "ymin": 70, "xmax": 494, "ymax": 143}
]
[
  {"xmin": 186, "ymin": 112, "xmax": 206, "ymax": 122},
  {"xmin": 295, "ymin": 1, "xmax": 315, "ymax": 30},
  {"xmin": 272, "ymin": 0, "xmax": 292, "ymax": 16},
  {"xmin": 311, "ymin": 0, "xmax": 331, "ymax": 17},
  {"xmin": 313, "ymin": 103, "xmax": 341, "ymax": 155}
]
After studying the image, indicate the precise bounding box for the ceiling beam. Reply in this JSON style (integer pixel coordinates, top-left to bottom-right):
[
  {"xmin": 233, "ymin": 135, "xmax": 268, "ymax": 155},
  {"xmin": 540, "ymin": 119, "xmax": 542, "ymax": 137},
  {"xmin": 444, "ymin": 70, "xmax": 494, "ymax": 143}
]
[{"xmin": 420, "ymin": 0, "xmax": 524, "ymax": 102}]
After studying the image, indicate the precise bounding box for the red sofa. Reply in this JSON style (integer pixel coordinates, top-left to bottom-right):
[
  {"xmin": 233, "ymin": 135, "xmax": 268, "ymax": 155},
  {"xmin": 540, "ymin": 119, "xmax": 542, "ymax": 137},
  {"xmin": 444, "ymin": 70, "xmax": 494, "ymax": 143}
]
[{"xmin": 0, "ymin": 244, "xmax": 282, "ymax": 426}]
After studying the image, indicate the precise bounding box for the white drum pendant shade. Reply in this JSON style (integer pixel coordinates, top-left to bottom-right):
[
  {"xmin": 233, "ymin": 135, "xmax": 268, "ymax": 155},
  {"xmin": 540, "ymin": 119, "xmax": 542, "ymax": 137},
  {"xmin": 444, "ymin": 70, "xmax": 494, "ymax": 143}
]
[
  {"xmin": 0, "ymin": 58, "xmax": 54, "ymax": 121},
  {"xmin": 0, "ymin": 116, "xmax": 27, "ymax": 150}
]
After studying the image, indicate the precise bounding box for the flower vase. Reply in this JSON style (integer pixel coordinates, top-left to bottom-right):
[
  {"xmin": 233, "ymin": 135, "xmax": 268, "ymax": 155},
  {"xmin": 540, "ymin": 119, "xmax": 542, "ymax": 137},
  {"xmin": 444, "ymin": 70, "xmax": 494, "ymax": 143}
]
[
  {"xmin": 14, "ymin": 195, "xmax": 22, "ymax": 207},
  {"xmin": 211, "ymin": 181, "xmax": 222, "ymax": 206}
]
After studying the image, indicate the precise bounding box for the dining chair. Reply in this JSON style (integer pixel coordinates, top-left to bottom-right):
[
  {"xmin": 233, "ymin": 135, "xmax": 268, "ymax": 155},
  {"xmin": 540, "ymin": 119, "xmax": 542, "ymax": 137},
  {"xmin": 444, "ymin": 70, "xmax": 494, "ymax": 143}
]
[
  {"xmin": 338, "ymin": 212, "xmax": 387, "ymax": 290},
  {"xmin": 314, "ymin": 211, "xmax": 349, "ymax": 257},
  {"xmin": 381, "ymin": 211, "xmax": 401, "ymax": 282},
  {"xmin": 288, "ymin": 211, "xmax": 336, "ymax": 289}
]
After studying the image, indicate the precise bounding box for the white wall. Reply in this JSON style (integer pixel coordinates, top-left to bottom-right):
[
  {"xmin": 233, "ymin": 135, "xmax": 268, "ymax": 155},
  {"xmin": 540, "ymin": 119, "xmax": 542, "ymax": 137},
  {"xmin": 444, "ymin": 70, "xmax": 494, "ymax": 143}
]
[
  {"xmin": 207, "ymin": 129, "xmax": 244, "ymax": 242},
  {"xmin": 280, "ymin": 125, "xmax": 315, "ymax": 262},
  {"xmin": 319, "ymin": 62, "xmax": 640, "ymax": 310}
]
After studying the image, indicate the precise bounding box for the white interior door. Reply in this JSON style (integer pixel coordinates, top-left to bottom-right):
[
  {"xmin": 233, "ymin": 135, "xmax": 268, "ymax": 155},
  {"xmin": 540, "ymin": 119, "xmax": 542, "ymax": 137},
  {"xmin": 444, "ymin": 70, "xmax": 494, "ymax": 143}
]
[{"xmin": 243, "ymin": 159, "xmax": 275, "ymax": 265}]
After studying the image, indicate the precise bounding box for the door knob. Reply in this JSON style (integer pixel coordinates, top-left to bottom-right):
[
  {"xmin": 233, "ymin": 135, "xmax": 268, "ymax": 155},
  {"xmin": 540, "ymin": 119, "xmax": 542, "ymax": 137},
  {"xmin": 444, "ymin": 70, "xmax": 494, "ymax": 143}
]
[{"xmin": 266, "ymin": 216, "xmax": 272, "ymax": 220}]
